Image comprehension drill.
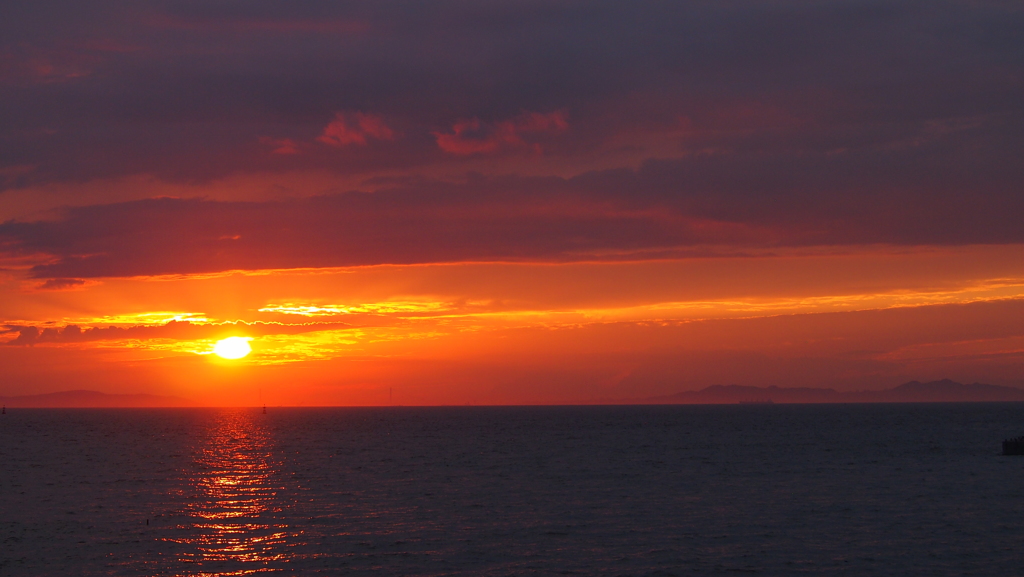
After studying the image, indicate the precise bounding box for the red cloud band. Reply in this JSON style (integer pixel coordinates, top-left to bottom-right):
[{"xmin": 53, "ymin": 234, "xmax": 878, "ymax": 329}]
[
  {"xmin": 317, "ymin": 112, "xmax": 395, "ymax": 147},
  {"xmin": 435, "ymin": 111, "xmax": 568, "ymax": 155}
]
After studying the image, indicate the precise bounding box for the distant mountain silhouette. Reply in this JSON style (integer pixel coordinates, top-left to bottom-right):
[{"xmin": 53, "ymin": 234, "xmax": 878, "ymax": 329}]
[
  {"xmin": 0, "ymin": 389, "xmax": 194, "ymax": 408},
  {"xmin": 644, "ymin": 379, "xmax": 1024, "ymax": 404}
]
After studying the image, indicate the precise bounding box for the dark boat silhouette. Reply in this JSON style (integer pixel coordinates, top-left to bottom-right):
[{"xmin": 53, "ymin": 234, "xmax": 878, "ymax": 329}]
[{"xmin": 1003, "ymin": 436, "xmax": 1024, "ymax": 455}]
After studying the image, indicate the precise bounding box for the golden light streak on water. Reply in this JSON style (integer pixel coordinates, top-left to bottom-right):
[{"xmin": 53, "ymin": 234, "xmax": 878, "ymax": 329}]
[{"xmin": 163, "ymin": 409, "xmax": 292, "ymax": 575}]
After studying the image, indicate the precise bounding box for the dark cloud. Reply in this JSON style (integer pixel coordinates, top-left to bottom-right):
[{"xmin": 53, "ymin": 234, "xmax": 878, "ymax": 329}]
[
  {"xmin": 1, "ymin": 184, "xmax": 704, "ymax": 278},
  {"xmin": 2, "ymin": 320, "xmax": 351, "ymax": 345},
  {"xmin": 2, "ymin": 122, "xmax": 1024, "ymax": 279},
  {"xmin": 0, "ymin": 1, "xmax": 1022, "ymax": 276},
  {"xmin": 0, "ymin": 0, "xmax": 1020, "ymax": 185},
  {"xmin": 36, "ymin": 278, "xmax": 87, "ymax": 290}
]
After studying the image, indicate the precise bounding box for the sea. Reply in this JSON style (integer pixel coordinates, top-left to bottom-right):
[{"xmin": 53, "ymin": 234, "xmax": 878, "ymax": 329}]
[{"xmin": 3, "ymin": 404, "xmax": 1024, "ymax": 576}]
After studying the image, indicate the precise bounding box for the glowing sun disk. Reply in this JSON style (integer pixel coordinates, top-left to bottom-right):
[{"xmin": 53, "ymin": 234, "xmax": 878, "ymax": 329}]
[{"xmin": 213, "ymin": 337, "xmax": 252, "ymax": 359}]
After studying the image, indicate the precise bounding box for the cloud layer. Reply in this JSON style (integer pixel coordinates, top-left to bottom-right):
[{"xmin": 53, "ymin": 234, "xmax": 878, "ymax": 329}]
[
  {"xmin": 0, "ymin": 0, "xmax": 1020, "ymax": 187},
  {"xmin": 1, "ymin": 319, "xmax": 350, "ymax": 345},
  {"xmin": 3, "ymin": 142, "xmax": 1024, "ymax": 279},
  {"xmin": 0, "ymin": 1, "xmax": 1022, "ymax": 278}
]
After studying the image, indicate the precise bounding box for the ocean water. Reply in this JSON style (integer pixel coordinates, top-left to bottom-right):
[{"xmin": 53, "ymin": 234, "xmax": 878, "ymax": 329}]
[{"xmin": 3, "ymin": 404, "xmax": 1024, "ymax": 576}]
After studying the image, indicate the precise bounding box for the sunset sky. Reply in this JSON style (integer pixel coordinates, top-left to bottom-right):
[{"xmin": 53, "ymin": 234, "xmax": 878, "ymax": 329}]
[{"xmin": 2, "ymin": 0, "xmax": 1023, "ymax": 405}]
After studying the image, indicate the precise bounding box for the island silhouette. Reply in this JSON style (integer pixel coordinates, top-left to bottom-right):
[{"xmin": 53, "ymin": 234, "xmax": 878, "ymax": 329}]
[
  {"xmin": 2, "ymin": 380, "xmax": 1024, "ymax": 407},
  {"xmin": 641, "ymin": 379, "xmax": 1024, "ymax": 404}
]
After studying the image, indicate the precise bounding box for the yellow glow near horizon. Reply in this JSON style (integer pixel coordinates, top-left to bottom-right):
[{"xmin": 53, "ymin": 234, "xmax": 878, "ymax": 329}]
[
  {"xmin": 258, "ymin": 301, "xmax": 451, "ymax": 316},
  {"xmin": 212, "ymin": 337, "xmax": 252, "ymax": 359}
]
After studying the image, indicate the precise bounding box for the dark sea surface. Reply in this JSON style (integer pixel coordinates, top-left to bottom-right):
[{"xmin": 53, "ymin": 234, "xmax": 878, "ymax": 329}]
[{"xmin": 3, "ymin": 404, "xmax": 1024, "ymax": 576}]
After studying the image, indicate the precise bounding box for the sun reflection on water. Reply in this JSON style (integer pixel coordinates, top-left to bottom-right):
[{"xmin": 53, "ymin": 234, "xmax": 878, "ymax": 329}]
[{"xmin": 164, "ymin": 409, "xmax": 292, "ymax": 575}]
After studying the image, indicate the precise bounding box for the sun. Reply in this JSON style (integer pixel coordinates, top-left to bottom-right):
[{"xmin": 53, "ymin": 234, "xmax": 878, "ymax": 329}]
[{"xmin": 212, "ymin": 337, "xmax": 253, "ymax": 359}]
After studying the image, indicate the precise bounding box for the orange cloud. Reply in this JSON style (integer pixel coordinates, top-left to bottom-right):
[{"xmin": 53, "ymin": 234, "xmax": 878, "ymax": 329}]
[
  {"xmin": 259, "ymin": 301, "xmax": 451, "ymax": 317},
  {"xmin": 316, "ymin": 112, "xmax": 395, "ymax": 146},
  {"xmin": 434, "ymin": 111, "xmax": 568, "ymax": 155}
]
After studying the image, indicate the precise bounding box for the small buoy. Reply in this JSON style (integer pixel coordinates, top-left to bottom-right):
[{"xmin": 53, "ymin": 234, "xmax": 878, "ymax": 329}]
[
  {"xmin": 262, "ymin": 404, "xmax": 266, "ymax": 414},
  {"xmin": 146, "ymin": 519, "xmax": 149, "ymax": 526}
]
